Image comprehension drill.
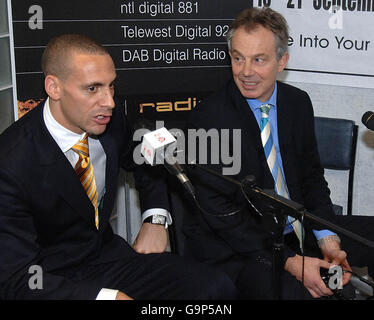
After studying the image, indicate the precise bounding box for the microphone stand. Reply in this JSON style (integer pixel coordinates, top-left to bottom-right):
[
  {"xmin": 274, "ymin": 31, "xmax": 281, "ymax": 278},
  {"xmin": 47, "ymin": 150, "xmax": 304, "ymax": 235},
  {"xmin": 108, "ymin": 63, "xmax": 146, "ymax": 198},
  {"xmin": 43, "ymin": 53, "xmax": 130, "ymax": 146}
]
[
  {"xmin": 189, "ymin": 164, "xmax": 374, "ymax": 300},
  {"xmin": 241, "ymin": 175, "xmax": 374, "ymax": 300}
]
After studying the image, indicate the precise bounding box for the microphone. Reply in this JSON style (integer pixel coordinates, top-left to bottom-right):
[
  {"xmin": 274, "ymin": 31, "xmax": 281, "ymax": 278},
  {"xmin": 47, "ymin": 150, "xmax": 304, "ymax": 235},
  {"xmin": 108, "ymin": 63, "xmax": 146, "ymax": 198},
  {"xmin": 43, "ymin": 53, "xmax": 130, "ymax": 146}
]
[
  {"xmin": 362, "ymin": 111, "xmax": 374, "ymax": 131},
  {"xmin": 140, "ymin": 124, "xmax": 196, "ymax": 197},
  {"xmin": 141, "ymin": 126, "xmax": 176, "ymax": 166}
]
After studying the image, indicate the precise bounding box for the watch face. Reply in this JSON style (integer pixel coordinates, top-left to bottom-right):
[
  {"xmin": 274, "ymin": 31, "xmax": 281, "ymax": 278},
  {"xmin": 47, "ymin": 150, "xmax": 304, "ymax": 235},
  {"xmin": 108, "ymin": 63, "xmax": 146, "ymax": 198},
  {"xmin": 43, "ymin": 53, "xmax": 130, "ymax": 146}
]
[{"xmin": 152, "ymin": 215, "xmax": 166, "ymax": 225}]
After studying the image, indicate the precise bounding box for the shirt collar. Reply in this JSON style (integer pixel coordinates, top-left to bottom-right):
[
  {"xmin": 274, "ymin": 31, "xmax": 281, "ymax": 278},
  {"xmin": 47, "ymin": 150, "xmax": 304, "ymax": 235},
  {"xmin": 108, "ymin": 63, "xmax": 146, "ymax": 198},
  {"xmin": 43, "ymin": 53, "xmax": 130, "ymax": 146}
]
[
  {"xmin": 246, "ymin": 82, "xmax": 278, "ymax": 113},
  {"xmin": 43, "ymin": 97, "xmax": 86, "ymax": 153}
]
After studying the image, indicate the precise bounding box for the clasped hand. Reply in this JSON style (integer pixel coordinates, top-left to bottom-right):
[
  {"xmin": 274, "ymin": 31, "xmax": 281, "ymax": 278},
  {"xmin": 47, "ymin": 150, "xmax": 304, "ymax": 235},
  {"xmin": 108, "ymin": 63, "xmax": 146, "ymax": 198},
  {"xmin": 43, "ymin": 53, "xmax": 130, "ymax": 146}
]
[{"xmin": 285, "ymin": 248, "xmax": 351, "ymax": 298}]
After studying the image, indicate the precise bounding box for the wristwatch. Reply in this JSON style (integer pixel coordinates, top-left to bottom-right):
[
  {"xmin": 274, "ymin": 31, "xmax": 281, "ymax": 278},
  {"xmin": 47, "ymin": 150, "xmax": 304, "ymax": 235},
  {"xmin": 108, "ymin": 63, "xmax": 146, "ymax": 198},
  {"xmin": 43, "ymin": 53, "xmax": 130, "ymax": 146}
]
[{"xmin": 144, "ymin": 214, "xmax": 167, "ymax": 227}]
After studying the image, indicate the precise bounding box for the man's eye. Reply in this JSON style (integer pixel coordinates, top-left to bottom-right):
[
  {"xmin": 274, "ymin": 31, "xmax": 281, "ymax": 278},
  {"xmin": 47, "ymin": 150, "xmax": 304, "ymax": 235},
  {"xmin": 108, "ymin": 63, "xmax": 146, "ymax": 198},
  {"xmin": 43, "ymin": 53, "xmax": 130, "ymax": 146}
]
[{"xmin": 88, "ymin": 86, "xmax": 97, "ymax": 92}]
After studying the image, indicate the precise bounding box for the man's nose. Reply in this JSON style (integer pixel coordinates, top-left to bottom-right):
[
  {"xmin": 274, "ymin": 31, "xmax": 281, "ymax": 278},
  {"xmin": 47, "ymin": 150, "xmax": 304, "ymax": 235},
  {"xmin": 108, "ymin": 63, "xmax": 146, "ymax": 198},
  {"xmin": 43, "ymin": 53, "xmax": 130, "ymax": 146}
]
[
  {"xmin": 242, "ymin": 60, "xmax": 255, "ymax": 76},
  {"xmin": 101, "ymin": 87, "xmax": 115, "ymax": 109}
]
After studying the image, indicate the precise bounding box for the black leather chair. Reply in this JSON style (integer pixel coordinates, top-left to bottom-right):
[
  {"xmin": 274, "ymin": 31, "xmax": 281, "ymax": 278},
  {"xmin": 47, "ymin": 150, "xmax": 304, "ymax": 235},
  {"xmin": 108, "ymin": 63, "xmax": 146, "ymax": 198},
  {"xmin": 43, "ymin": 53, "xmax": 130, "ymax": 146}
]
[{"xmin": 314, "ymin": 116, "xmax": 358, "ymax": 216}]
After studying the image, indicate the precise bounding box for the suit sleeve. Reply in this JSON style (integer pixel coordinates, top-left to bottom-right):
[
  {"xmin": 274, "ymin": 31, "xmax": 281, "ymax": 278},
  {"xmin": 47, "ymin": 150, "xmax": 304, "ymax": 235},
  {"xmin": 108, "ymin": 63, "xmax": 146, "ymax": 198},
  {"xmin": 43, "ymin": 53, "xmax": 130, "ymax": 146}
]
[{"xmin": 0, "ymin": 168, "xmax": 102, "ymax": 300}]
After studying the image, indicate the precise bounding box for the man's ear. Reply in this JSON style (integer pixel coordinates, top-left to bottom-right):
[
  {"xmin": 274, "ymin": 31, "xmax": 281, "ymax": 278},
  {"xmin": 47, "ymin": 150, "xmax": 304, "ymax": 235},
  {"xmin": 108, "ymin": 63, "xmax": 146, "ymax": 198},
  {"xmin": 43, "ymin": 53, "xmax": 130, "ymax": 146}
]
[
  {"xmin": 44, "ymin": 75, "xmax": 61, "ymax": 100},
  {"xmin": 277, "ymin": 52, "xmax": 289, "ymax": 73}
]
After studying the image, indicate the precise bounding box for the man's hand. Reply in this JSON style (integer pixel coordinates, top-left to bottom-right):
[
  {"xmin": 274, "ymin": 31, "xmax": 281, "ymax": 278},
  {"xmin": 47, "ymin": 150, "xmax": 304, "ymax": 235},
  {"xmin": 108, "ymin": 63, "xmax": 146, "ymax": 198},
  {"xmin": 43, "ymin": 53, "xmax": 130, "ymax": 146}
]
[
  {"xmin": 132, "ymin": 223, "xmax": 168, "ymax": 254},
  {"xmin": 285, "ymin": 254, "xmax": 334, "ymax": 298},
  {"xmin": 116, "ymin": 291, "xmax": 134, "ymax": 300},
  {"xmin": 319, "ymin": 236, "xmax": 352, "ymax": 285}
]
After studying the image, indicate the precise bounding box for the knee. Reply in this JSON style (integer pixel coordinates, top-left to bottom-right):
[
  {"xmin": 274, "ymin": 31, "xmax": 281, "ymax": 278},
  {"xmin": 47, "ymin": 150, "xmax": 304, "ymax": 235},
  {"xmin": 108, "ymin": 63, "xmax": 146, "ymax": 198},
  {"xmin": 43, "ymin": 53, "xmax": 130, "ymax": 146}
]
[{"xmin": 196, "ymin": 269, "xmax": 238, "ymax": 300}]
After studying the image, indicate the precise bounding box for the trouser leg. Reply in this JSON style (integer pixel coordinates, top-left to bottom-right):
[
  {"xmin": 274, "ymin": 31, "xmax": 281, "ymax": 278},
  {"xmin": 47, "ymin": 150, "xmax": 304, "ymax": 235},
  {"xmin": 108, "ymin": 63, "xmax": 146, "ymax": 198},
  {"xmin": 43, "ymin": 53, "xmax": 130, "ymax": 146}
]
[{"xmin": 85, "ymin": 252, "xmax": 237, "ymax": 300}]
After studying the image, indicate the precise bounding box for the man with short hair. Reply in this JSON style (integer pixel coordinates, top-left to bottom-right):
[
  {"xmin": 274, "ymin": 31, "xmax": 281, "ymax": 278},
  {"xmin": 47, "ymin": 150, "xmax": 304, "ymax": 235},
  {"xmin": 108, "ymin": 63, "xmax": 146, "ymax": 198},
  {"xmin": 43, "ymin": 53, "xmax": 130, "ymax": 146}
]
[{"xmin": 0, "ymin": 34, "xmax": 236, "ymax": 300}]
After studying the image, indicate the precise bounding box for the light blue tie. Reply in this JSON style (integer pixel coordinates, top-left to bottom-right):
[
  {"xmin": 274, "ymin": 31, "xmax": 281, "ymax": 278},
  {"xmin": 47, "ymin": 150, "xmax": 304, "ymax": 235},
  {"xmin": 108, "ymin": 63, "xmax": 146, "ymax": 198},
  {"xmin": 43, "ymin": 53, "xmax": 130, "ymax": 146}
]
[{"xmin": 260, "ymin": 105, "xmax": 304, "ymax": 248}]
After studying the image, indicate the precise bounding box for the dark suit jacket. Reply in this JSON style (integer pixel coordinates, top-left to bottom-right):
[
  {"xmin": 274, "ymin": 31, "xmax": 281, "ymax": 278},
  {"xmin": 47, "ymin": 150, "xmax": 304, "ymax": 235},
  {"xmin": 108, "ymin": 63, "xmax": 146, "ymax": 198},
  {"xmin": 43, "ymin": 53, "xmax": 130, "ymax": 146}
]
[
  {"xmin": 0, "ymin": 101, "xmax": 169, "ymax": 299},
  {"xmin": 184, "ymin": 79, "xmax": 336, "ymax": 277}
]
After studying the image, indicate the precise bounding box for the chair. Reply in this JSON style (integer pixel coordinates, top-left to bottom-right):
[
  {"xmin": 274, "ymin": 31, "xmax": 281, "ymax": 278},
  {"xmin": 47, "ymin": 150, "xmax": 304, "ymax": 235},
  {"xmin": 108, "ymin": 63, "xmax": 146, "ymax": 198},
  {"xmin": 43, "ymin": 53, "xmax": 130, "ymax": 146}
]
[{"xmin": 314, "ymin": 116, "xmax": 358, "ymax": 216}]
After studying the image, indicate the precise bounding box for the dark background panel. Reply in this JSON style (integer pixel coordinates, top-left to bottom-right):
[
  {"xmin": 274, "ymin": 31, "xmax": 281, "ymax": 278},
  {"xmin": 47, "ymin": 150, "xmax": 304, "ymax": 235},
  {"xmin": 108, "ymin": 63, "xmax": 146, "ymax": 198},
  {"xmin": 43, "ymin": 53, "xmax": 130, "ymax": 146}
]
[
  {"xmin": 12, "ymin": 0, "xmax": 252, "ymax": 119},
  {"xmin": 115, "ymin": 67, "xmax": 231, "ymax": 96},
  {"xmin": 15, "ymin": 73, "xmax": 45, "ymax": 102}
]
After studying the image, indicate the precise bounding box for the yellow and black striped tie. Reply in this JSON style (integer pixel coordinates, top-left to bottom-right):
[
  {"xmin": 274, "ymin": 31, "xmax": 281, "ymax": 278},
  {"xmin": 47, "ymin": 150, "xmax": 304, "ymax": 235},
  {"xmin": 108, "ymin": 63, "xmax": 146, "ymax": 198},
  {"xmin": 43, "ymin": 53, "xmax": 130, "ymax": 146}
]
[{"xmin": 72, "ymin": 134, "xmax": 99, "ymax": 229}]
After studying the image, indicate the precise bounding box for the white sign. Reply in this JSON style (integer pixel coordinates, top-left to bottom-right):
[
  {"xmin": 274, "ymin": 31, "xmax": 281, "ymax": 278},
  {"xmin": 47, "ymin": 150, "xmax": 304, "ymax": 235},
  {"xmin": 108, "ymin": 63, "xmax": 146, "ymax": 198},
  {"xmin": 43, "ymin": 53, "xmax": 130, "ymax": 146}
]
[{"xmin": 253, "ymin": 0, "xmax": 374, "ymax": 88}]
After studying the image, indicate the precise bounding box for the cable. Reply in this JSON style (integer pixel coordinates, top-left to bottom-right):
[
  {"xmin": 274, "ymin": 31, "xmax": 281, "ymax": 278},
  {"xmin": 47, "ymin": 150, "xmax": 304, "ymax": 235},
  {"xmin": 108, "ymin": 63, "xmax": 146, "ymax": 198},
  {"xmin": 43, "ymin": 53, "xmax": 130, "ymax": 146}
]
[
  {"xmin": 300, "ymin": 211, "xmax": 305, "ymax": 291},
  {"xmin": 190, "ymin": 192, "xmax": 242, "ymax": 217}
]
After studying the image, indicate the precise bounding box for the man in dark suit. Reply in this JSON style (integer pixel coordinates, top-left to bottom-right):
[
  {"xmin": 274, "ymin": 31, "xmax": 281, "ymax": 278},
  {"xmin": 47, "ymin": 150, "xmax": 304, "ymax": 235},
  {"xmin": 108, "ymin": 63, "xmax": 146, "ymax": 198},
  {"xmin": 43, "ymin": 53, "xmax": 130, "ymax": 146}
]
[
  {"xmin": 0, "ymin": 34, "xmax": 236, "ymax": 300},
  {"xmin": 178, "ymin": 8, "xmax": 374, "ymax": 299}
]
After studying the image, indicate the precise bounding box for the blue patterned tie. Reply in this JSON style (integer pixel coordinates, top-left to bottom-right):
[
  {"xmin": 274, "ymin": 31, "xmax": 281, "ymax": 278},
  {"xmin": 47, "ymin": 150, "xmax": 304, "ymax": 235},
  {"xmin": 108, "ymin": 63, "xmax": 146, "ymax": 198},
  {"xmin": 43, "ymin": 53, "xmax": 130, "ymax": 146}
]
[{"xmin": 260, "ymin": 105, "xmax": 304, "ymax": 248}]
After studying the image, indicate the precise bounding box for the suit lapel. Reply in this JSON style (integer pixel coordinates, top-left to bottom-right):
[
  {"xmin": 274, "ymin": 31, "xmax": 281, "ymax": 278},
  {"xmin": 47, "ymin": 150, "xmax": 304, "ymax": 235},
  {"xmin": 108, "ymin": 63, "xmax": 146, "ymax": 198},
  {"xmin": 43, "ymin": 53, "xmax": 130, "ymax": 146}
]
[
  {"xmin": 228, "ymin": 80, "xmax": 274, "ymax": 188},
  {"xmin": 97, "ymin": 130, "xmax": 118, "ymax": 229},
  {"xmin": 228, "ymin": 80, "xmax": 264, "ymax": 152},
  {"xmin": 276, "ymin": 81, "xmax": 295, "ymax": 176},
  {"xmin": 32, "ymin": 103, "xmax": 97, "ymax": 229}
]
